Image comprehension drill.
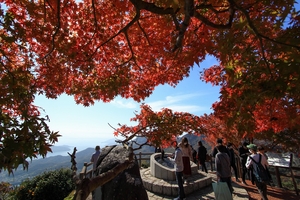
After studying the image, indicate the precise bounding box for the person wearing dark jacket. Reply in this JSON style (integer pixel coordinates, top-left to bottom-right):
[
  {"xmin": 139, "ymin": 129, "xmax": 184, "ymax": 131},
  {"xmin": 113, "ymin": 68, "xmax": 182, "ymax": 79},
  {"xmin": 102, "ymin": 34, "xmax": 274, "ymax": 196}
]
[
  {"xmin": 197, "ymin": 141, "xmax": 208, "ymax": 173},
  {"xmin": 215, "ymin": 145, "xmax": 233, "ymax": 194},
  {"xmin": 212, "ymin": 138, "xmax": 230, "ymax": 158},
  {"xmin": 238, "ymin": 141, "xmax": 251, "ymax": 184},
  {"xmin": 227, "ymin": 142, "xmax": 239, "ymax": 182}
]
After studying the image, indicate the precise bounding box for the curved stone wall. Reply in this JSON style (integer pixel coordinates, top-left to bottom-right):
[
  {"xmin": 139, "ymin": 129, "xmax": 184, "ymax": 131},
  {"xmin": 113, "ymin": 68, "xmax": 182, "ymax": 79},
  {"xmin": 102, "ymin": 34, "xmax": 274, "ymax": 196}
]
[
  {"xmin": 150, "ymin": 153, "xmax": 198, "ymax": 181},
  {"xmin": 141, "ymin": 168, "xmax": 212, "ymax": 196}
]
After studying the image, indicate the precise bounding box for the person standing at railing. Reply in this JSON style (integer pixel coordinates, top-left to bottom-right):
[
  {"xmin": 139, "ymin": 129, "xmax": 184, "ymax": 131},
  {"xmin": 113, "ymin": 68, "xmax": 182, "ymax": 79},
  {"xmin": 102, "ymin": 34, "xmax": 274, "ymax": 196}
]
[
  {"xmin": 91, "ymin": 145, "xmax": 101, "ymax": 173},
  {"xmin": 90, "ymin": 145, "xmax": 101, "ymax": 200}
]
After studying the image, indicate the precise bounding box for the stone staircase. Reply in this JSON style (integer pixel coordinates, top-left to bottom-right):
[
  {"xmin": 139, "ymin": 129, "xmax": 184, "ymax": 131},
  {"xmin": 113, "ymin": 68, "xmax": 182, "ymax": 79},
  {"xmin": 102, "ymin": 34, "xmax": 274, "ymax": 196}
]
[{"xmin": 140, "ymin": 168, "xmax": 212, "ymax": 197}]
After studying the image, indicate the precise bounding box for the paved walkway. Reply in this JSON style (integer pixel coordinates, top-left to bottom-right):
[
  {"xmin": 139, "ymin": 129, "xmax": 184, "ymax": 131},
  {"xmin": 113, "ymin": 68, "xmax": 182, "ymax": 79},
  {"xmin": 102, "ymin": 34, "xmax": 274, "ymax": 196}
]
[
  {"xmin": 145, "ymin": 170, "xmax": 248, "ymax": 200},
  {"xmin": 87, "ymin": 170, "xmax": 248, "ymax": 200}
]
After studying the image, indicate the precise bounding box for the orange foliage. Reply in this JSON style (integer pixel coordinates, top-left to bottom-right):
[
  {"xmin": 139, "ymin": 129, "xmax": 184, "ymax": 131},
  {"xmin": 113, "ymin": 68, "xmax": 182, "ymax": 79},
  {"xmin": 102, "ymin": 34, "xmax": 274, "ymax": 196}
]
[{"xmin": 1, "ymin": 0, "xmax": 300, "ymax": 171}]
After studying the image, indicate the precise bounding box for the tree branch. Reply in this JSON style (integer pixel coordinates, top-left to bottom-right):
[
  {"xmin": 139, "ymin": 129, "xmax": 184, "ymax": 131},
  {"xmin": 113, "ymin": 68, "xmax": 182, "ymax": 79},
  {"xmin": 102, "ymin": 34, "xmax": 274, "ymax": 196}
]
[
  {"xmin": 193, "ymin": 3, "xmax": 234, "ymax": 29},
  {"xmin": 43, "ymin": 0, "xmax": 61, "ymax": 59},
  {"xmin": 233, "ymin": 1, "xmax": 300, "ymax": 51},
  {"xmin": 172, "ymin": 0, "xmax": 193, "ymax": 52}
]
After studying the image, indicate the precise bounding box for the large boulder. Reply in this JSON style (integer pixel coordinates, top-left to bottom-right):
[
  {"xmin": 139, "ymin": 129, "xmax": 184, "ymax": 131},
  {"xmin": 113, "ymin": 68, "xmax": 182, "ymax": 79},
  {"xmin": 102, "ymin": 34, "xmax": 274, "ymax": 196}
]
[{"xmin": 95, "ymin": 145, "xmax": 148, "ymax": 200}]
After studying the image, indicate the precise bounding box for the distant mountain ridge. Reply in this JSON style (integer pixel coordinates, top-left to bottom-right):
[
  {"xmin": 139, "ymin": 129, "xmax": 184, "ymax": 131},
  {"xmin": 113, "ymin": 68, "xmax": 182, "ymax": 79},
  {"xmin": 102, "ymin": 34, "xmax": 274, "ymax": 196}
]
[
  {"xmin": 0, "ymin": 147, "xmax": 95, "ymax": 185},
  {"xmin": 132, "ymin": 134, "xmax": 209, "ymax": 154},
  {"xmin": 2, "ymin": 136, "xmax": 297, "ymax": 186},
  {"xmin": 1, "ymin": 135, "xmax": 207, "ymax": 185}
]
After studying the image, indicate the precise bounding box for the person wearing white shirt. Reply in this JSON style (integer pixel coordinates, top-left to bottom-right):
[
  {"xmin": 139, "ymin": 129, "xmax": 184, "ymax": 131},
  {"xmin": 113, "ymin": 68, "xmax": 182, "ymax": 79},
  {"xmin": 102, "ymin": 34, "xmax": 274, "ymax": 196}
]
[
  {"xmin": 246, "ymin": 144, "xmax": 269, "ymax": 200},
  {"xmin": 169, "ymin": 141, "xmax": 185, "ymax": 200},
  {"xmin": 90, "ymin": 145, "xmax": 101, "ymax": 172}
]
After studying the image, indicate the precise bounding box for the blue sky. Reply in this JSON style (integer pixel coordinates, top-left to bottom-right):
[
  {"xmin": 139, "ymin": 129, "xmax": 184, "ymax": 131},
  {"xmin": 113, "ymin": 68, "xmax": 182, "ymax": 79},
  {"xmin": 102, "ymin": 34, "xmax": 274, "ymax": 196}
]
[{"xmin": 34, "ymin": 56, "xmax": 220, "ymax": 151}]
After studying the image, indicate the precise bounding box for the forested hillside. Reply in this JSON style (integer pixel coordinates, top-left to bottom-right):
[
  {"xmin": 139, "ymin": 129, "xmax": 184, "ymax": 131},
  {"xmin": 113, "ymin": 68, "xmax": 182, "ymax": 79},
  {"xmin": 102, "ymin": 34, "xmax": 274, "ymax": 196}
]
[{"xmin": 0, "ymin": 147, "xmax": 94, "ymax": 185}]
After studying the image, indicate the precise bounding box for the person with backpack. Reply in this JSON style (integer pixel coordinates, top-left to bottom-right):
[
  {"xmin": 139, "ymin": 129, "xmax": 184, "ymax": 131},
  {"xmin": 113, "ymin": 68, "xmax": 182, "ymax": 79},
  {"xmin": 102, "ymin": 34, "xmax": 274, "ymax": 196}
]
[{"xmin": 246, "ymin": 143, "xmax": 270, "ymax": 200}]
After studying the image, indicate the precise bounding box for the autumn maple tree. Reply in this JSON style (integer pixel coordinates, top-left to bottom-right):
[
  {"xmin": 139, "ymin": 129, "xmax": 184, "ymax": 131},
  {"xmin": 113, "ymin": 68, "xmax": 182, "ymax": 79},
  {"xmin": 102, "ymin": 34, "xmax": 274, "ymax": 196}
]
[
  {"xmin": 1, "ymin": 0, "xmax": 300, "ymax": 184},
  {"xmin": 113, "ymin": 104, "xmax": 204, "ymax": 147}
]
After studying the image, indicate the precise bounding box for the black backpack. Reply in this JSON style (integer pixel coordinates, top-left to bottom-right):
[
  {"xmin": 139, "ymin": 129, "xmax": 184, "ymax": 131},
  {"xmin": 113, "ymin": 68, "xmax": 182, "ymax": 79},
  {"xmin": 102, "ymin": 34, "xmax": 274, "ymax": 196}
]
[{"xmin": 249, "ymin": 154, "xmax": 271, "ymax": 183}]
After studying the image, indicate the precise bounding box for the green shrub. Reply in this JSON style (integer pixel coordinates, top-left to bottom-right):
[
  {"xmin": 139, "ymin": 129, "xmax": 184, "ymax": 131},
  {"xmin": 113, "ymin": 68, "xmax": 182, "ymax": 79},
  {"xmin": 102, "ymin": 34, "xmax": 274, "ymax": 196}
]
[
  {"xmin": 15, "ymin": 168, "xmax": 75, "ymax": 200},
  {"xmin": 141, "ymin": 160, "xmax": 150, "ymax": 168},
  {"xmin": 0, "ymin": 182, "xmax": 14, "ymax": 200}
]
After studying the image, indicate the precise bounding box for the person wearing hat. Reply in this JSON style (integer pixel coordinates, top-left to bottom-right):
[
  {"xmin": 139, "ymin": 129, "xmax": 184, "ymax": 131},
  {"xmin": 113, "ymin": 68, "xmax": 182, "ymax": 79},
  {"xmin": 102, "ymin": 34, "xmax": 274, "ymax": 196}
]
[
  {"xmin": 238, "ymin": 141, "xmax": 251, "ymax": 184},
  {"xmin": 246, "ymin": 143, "xmax": 269, "ymax": 200}
]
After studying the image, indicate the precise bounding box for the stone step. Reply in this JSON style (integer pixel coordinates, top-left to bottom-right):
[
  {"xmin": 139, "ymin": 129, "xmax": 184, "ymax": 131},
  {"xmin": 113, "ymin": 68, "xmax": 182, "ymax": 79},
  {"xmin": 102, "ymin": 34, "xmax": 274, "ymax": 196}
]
[{"xmin": 140, "ymin": 168, "xmax": 212, "ymax": 197}]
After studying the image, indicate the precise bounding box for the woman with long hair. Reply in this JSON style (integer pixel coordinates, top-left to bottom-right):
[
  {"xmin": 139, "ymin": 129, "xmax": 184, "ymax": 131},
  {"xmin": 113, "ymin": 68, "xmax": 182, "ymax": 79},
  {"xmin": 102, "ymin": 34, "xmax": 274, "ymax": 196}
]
[{"xmin": 179, "ymin": 137, "xmax": 192, "ymax": 183}]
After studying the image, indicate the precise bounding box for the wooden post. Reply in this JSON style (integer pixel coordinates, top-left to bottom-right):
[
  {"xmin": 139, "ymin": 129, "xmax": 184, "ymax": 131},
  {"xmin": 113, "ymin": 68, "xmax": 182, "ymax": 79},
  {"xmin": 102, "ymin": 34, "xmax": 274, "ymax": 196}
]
[
  {"xmin": 275, "ymin": 166, "xmax": 282, "ymax": 188},
  {"xmin": 236, "ymin": 156, "xmax": 242, "ymax": 179},
  {"xmin": 139, "ymin": 152, "xmax": 142, "ymax": 168},
  {"xmin": 209, "ymin": 155, "xmax": 214, "ymax": 171},
  {"xmin": 289, "ymin": 154, "xmax": 299, "ymax": 196}
]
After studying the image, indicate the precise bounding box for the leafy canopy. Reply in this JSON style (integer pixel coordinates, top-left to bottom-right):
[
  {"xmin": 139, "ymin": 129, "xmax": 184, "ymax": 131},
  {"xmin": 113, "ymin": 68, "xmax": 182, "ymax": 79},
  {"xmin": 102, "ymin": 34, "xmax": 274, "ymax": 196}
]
[{"xmin": 1, "ymin": 0, "xmax": 300, "ymax": 171}]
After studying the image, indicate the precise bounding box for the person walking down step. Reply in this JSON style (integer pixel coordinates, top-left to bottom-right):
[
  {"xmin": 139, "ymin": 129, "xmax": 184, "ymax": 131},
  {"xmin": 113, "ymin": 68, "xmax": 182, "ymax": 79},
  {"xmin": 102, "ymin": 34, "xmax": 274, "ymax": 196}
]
[
  {"xmin": 215, "ymin": 145, "xmax": 234, "ymax": 194},
  {"xmin": 246, "ymin": 144, "xmax": 270, "ymax": 200},
  {"xmin": 227, "ymin": 142, "xmax": 239, "ymax": 182},
  {"xmin": 239, "ymin": 142, "xmax": 250, "ymax": 185}
]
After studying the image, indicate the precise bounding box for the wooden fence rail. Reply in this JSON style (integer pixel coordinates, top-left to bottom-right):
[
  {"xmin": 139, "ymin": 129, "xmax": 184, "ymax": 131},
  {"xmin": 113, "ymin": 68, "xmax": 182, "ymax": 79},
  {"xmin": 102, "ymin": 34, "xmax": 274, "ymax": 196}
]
[{"xmin": 79, "ymin": 162, "xmax": 94, "ymax": 180}]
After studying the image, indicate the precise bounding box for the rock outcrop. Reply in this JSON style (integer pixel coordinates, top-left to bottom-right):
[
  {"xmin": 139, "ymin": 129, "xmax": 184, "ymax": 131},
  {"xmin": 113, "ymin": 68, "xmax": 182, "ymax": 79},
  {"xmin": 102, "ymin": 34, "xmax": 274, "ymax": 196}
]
[{"xmin": 95, "ymin": 145, "xmax": 148, "ymax": 200}]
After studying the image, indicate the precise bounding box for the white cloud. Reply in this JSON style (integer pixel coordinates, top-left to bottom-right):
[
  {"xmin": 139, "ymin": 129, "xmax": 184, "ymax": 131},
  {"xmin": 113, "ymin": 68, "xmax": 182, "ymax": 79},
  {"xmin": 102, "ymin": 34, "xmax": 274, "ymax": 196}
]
[
  {"xmin": 107, "ymin": 92, "xmax": 214, "ymax": 114},
  {"xmin": 148, "ymin": 93, "xmax": 201, "ymax": 108},
  {"xmin": 111, "ymin": 99, "xmax": 137, "ymax": 109},
  {"xmin": 146, "ymin": 93, "xmax": 210, "ymax": 114}
]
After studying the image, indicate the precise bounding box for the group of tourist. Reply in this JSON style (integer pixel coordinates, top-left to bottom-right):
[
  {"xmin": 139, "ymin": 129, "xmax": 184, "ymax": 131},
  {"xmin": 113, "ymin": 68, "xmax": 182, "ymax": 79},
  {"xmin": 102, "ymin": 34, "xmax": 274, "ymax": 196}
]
[
  {"xmin": 168, "ymin": 137, "xmax": 209, "ymax": 200},
  {"xmin": 213, "ymin": 138, "xmax": 271, "ymax": 200},
  {"xmin": 90, "ymin": 138, "xmax": 271, "ymax": 200},
  {"xmin": 168, "ymin": 137, "xmax": 271, "ymax": 200}
]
